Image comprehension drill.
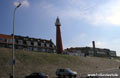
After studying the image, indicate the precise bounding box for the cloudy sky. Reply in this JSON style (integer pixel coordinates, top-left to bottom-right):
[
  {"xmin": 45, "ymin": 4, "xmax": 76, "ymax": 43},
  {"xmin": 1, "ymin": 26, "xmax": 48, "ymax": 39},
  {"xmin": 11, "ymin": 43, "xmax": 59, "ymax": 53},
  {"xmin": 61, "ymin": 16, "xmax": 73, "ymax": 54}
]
[{"xmin": 1, "ymin": 0, "xmax": 120, "ymax": 56}]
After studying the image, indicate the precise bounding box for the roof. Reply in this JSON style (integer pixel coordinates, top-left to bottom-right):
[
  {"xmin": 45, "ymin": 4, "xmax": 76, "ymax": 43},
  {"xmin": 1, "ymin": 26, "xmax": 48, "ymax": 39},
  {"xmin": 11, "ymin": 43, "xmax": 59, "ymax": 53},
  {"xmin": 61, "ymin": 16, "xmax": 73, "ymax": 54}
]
[
  {"xmin": 55, "ymin": 17, "xmax": 61, "ymax": 26},
  {"xmin": 0, "ymin": 34, "xmax": 12, "ymax": 39}
]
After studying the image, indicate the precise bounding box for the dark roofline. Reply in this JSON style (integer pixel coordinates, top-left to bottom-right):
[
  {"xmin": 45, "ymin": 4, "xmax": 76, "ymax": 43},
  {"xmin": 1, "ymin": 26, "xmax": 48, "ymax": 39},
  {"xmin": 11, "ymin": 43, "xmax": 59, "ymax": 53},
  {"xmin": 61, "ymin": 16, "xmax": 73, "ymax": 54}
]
[
  {"xmin": 10, "ymin": 34, "xmax": 54, "ymax": 44},
  {"xmin": 65, "ymin": 46, "xmax": 115, "ymax": 52}
]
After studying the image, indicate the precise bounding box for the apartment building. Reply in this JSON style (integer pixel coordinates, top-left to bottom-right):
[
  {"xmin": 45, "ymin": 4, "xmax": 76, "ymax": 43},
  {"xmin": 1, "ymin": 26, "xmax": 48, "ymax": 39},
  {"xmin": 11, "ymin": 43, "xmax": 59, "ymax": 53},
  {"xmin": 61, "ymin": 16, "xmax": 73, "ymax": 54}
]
[
  {"xmin": 0, "ymin": 34, "xmax": 56, "ymax": 53},
  {"xmin": 65, "ymin": 47, "xmax": 116, "ymax": 57}
]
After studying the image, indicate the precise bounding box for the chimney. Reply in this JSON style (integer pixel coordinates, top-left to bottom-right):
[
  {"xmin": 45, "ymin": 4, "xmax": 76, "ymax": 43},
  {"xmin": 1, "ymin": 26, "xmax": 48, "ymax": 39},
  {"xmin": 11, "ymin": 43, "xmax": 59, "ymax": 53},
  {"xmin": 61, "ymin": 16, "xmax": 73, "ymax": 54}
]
[{"xmin": 92, "ymin": 41, "xmax": 96, "ymax": 56}]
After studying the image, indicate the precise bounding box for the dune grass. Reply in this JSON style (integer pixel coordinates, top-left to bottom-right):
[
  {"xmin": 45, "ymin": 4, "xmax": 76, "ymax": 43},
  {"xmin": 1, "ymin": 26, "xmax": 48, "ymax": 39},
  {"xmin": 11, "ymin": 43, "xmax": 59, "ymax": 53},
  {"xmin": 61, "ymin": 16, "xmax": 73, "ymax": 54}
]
[{"xmin": 0, "ymin": 48, "xmax": 120, "ymax": 78}]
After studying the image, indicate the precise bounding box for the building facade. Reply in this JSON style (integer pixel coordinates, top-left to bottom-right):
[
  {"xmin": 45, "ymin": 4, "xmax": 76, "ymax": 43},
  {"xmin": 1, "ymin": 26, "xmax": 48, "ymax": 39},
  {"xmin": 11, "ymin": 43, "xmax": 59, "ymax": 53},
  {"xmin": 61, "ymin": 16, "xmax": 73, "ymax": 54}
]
[
  {"xmin": 65, "ymin": 47, "xmax": 116, "ymax": 57},
  {"xmin": 0, "ymin": 34, "xmax": 56, "ymax": 53}
]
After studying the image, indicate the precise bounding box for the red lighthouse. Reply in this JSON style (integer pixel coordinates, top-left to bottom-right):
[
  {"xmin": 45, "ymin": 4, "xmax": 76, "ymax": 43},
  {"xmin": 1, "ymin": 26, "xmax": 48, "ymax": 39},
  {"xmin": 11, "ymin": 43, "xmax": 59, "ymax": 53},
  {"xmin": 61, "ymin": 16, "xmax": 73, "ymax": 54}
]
[{"xmin": 55, "ymin": 17, "xmax": 63, "ymax": 54}]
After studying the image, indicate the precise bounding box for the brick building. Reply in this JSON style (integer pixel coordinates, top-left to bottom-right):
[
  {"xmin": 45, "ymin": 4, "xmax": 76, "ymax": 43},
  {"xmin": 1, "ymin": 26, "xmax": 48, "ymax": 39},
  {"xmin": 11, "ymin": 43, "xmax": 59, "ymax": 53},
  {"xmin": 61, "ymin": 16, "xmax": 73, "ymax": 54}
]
[{"xmin": 0, "ymin": 34, "xmax": 56, "ymax": 53}]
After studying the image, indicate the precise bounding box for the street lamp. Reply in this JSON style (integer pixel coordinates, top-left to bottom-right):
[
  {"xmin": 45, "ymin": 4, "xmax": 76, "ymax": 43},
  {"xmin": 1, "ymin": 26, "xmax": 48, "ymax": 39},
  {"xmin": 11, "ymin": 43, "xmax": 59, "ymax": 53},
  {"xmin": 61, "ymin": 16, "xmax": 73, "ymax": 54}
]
[{"xmin": 11, "ymin": 2, "xmax": 21, "ymax": 78}]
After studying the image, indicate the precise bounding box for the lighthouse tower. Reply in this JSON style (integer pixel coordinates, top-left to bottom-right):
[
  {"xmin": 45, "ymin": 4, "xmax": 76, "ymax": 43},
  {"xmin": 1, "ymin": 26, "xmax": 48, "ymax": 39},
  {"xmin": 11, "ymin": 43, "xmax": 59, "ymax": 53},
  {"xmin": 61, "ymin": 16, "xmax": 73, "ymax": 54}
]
[{"xmin": 55, "ymin": 17, "xmax": 63, "ymax": 54}]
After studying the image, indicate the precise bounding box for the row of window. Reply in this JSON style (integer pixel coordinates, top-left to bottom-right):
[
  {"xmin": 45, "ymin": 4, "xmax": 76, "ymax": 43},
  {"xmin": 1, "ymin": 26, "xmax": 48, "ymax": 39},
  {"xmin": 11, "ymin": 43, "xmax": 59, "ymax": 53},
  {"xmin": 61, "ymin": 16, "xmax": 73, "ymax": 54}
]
[
  {"xmin": 0, "ymin": 38, "xmax": 4, "ymax": 41},
  {"xmin": 0, "ymin": 38, "xmax": 13, "ymax": 43},
  {"xmin": 16, "ymin": 40, "xmax": 54, "ymax": 48},
  {"xmin": 0, "ymin": 38, "xmax": 55, "ymax": 48},
  {"xmin": 7, "ymin": 44, "xmax": 56, "ymax": 52},
  {"xmin": 15, "ymin": 37, "xmax": 48, "ymax": 42}
]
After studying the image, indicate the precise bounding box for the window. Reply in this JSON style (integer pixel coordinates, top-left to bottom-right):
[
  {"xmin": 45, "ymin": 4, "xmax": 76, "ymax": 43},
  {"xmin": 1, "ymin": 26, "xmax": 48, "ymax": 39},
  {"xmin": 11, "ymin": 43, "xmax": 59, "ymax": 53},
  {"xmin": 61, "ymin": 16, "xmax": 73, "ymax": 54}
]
[
  {"xmin": 50, "ymin": 44, "xmax": 52, "ymax": 47},
  {"xmin": 34, "ymin": 42, "xmax": 38, "ymax": 46},
  {"xmin": 31, "ymin": 42, "xmax": 33, "ymax": 46},
  {"xmin": 41, "ymin": 43, "xmax": 44, "ymax": 47},
  {"xmin": 26, "ymin": 41, "xmax": 31, "ymax": 46},
  {"xmin": 38, "ymin": 43, "xmax": 41, "ymax": 46},
  {"xmin": 52, "ymin": 44, "xmax": 55, "ymax": 48},
  {"xmin": 8, "ymin": 39, "xmax": 13, "ymax": 43},
  {"xmin": 0, "ymin": 38, "xmax": 4, "ymax": 41},
  {"xmin": 28, "ymin": 47, "xmax": 32, "ymax": 51},
  {"xmin": 23, "ymin": 41, "xmax": 26, "ymax": 45},
  {"xmin": 24, "ymin": 38, "xmax": 28, "ymax": 40},
  {"xmin": 0, "ymin": 44, "xmax": 6, "ymax": 47},
  {"xmin": 41, "ymin": 48, "xmax": 46, "ymax": 52},
  {"xmin": 0, "ymin": 38, "xmax": 6, "ymax": 42},
  {"xmin": 53, "ymin": 50, "xmax": 56, "ymax": 53},
  {"xmin": 44, "ymin": 44, "xmax": 46, "ymax": 47},
  {"xmin": 18, "ymin": 40, "xmax": 23, "ymax": 45},
  {"xmin": 46, "ymin": 44, "xmax": 50, "ymax": 47},
  {"xmin": 33, "ymin": 48, "xmax": 38, "ymax": 51},
  {"xmin": 18, "ymin": 46, "xmax": 23, "ymax": 49},
  {"xmin": 60, "ymin": 69, "xmax": 64, "ymax": 72},
  {"xmin": 8, "ymin": 45, "xmax": 13, "ymax": 48},
  {"xmin": 43, "ymin": 41, "xmax": 46, "ymax": 43}
]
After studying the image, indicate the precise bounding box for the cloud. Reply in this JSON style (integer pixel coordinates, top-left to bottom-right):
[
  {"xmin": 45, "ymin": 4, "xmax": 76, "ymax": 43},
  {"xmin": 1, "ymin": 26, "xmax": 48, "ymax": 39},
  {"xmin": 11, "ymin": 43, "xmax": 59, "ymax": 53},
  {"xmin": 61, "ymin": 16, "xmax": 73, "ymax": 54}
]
[
  {"xmin": 39, "ymin": 0, "xmax": 120, "ymax": 26},
  {"xmin": 70, "ymin": 0, "xmax": 120, "ymax": 26},
  {"xmin": 39, "ymin": 0, "xmax": 99, "ymax": 18},
  {"xmin": 86, "ymin": 0, "xmax": 120, "ymax": 26},
  {"xmin": 13, "ymin": 1, "xmax": 20, "ymax": 6},
  {"xmin": 65, "ymin": 0, "xmax": 120, "ymax": 26},
  {"xmin": 22, "ymin": 0, "xmax": 29, "ymax": 7},
  {"xmin": 38, "ymin": 1, "xmax": 85, "ymax": 18},
  {"xmin": 13, "ymin": 0, "xmax": 30, "ymax": 7}
]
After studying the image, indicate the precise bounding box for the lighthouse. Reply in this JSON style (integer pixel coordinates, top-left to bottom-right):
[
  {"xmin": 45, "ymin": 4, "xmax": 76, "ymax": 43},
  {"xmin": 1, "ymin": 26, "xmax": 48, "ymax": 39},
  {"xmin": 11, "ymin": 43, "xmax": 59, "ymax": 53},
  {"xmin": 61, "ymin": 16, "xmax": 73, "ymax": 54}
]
[{"xmin": 55, "ymin": 17, "xmax": 63, "ymax": 54}]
